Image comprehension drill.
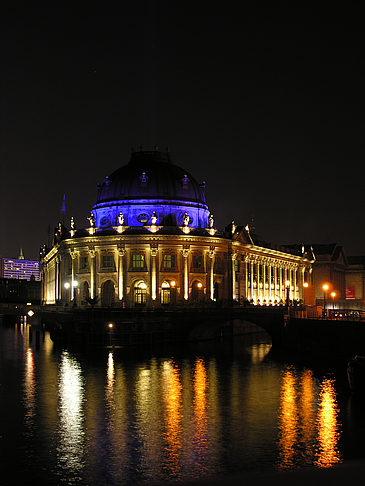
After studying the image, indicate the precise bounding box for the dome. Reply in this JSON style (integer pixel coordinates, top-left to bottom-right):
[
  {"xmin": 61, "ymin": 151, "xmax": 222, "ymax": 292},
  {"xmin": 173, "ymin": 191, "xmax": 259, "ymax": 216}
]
[
  {"xmin": 91, "ymin": 149, "xmax": 211, "ymax": 229},
  {"xmin": 97, "ymin": 150, "xmax": 207, "ymax": 204}
]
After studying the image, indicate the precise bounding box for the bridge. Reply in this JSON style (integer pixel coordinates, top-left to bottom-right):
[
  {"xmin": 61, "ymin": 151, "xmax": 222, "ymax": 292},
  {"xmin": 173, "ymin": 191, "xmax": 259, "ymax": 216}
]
[{"xmin": 2, "ymin": 303, "xmax": 365, "ymax": 359}]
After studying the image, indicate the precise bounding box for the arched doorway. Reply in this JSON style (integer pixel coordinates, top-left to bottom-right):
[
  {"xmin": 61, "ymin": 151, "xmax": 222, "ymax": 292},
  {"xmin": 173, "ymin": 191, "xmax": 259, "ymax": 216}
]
[
  {"xmin": 191, "ymin": 280, "xmax": 204, "ymax": 302},
  {"xmin": 81, "ymin": 281, "xmax": 90, "ymax": 303},
  {"xmin": 101, "ymin": 280, "xmax": 115, "ymax": 307},
  {"xmin": 161, "ymin": 281, "xmax": 171, "ymax": 304},
  {"xmin": 134, "ymin": 280, "xmax": 147, "ymax": 306}
]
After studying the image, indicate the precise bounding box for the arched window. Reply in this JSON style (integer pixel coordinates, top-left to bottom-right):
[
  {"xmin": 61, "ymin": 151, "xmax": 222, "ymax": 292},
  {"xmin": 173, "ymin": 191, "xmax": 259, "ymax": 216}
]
[
  {"xmin": 134, "ymin": 280, "xmax": 147, "ymax": 306},
  {"xmin": 161, "ymin": 281, "xmax": 171, "ymax": 304},
  {"xmin": 81, "ymin": 281, "xmax": 90, "ymax": 302},
  {"xmin": 101, "ymin": 280, "xmax": 115, "ymax": 307}
]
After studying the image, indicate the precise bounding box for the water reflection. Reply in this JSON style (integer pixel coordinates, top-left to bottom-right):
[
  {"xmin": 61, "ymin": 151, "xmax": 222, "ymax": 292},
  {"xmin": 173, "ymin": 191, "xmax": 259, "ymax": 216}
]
[
  {"xmin": 3, "ymin": 322, "xmax": 350, "ymax": 485},
  {"xmin": 315, "ymin": 378, "xmax": 341, "ymax": 468},
  {"xmin": 193, "ymin": 358, "xmax": 209, "ymax": 472},
  {"xmin": 106, "ymin": 352, "xmax": 115, "ymax": 408},
  {"xmin": 278, "ymin": 367, "xmax": 298, "ymax": 469},
  {"xmin": 24, "ymin": 348, "xmax": 36, "ymax": 424},
  {"xmin": 277, "ymin": 368, "xmax": 341, "ymax": 470},
  {"xmin": 135, "ymin": 359, "xmax": 163, "ymax": 481},
  {"xmin": 58, "ymin": 351, "xmax": 85, "ymax": 478},
  {"xmin": 162, "ymin": 360, "xmax": 183, "ymax": 478}
]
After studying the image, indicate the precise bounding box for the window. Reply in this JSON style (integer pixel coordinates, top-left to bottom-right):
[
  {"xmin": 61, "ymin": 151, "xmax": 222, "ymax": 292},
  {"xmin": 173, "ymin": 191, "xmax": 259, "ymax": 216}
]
[
  {"xmin": 134, "ymin": 280, "xmax": 147, "ymax": 305},
  {"xmin": 102, "ymin": 255, "xmax": 114, "ymax": 269},
  {"xmin": 132, "ymin": 254, "xmax": 145, "ymax": 270},
  {"xmin": 163, "ymin": 254, "xmax": 176, "ymax": 270},
  {"xmin": 192, "ymin": 255, "xmax": 204, "ymax": 271},
  {"xmin": 79, "ymin": 256, "xmax": 89, "ymax": 271}
]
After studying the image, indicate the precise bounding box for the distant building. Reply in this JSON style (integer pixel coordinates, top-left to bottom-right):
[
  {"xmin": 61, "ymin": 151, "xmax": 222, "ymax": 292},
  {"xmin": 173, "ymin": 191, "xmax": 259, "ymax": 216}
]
[
  {"xmin": 1, "ymin": 249, "xmax": 41, "ymax": 281},
  {"xmin": 0, "ymin": 278, "xmax": 41, "ymax": 304},
  {"xmin": 40, "ymin": 149, "xmax": 313, "ymax": 308},
  {"xmin": 298, "ymin": 244, "xmax": 365, "ymax": 310}
]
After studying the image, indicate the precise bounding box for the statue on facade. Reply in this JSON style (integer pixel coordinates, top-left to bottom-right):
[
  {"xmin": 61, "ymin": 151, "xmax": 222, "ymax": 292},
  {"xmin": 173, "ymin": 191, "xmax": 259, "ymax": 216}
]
[
  {"xmin": 208, "ymin": 213, "xmax": 214, "ymax": 228},
  {"xmin": 118, "ymin": 212, "xmax": 124, "ymax": 226},
  {"xmin": 151, "ymin": 211, "xmax": 158, "ymax": 225},
  {"xmin": 87, "ymin": 213, "xmax": 95, "ymax": 227},
  {"xmin": 183, "ymin": 212, "xmax": 189, "ymax": 226},
  {"xmin": 231, "ymin": 220, "xmax": 236, "ymax": 234},
  {"xmin": 70, "ymin": 217, "xmax": 75, "ymax": 230}
]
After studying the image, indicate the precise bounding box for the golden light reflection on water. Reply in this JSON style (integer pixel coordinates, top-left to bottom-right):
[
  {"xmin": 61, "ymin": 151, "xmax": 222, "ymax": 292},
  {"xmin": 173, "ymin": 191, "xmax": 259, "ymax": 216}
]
[
  {"xmin": 299, "ymin": 369, "xmax": 316, "ymax": 461},
  {"xmin": 248, "ymin": 343, "xmax": 272, "ymax": 364},
  {"xmin": 277, "ymin": 368, "xmax": 342, "ymax": 470},
  {"xmin": 193, "ymin": 358, "xmax": 208, "ymax": 466},
  {"xmin": 315, "ymin": 378, "xmax": 341, "ymax": 468},
  {"xmin": 162, "ymin": 360, "xmax": 183, "ymax": 477},
  {"xmin": 278, "ymin": 368, "xmax": 298, "ymax": 470},
  {"xmin": 24, "ymin": 348, "xmax": 36, "ymax": 423},
  {"xmin": 135, "ymin": 360, "xmax": 163, "ymax": 479},
  {"xmin": 106, "ymin": 352, "xmax": 115, "ymax": 408},
  {"xmin": 58, "ymin": 351, "xmax": 85, "ymax": 475}
]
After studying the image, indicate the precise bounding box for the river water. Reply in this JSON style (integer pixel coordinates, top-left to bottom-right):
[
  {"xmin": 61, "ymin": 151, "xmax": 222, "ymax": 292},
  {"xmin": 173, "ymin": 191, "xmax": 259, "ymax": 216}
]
[{"xmin": 1, "ymin": 318, "xmax": 365, "ymax": 485}]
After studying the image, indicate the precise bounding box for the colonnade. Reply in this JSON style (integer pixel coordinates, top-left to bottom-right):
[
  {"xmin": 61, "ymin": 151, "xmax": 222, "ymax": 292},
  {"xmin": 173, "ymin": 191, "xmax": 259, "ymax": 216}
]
[{"xmin": 42, "ymin": 240, "xmax": 308, "ymax": 306}]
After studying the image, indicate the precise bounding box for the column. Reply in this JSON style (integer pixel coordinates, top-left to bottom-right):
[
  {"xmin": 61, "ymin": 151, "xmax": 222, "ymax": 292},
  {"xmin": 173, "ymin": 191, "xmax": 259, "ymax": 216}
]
[
  {"xmin": 232, "ymin": 253, "xmax": 237, "ymax": 301},
  {"xmin": 279, "ymin": 266, "xmax": 283, "ymax": 301},
  {"xmin": 55, "ymin": 256, "xmax": 59, "ymax": 302},
  {"xmin": 89, "ymin": 247, "xmax": 96, "ymax": 299},
  {"xmin": 262, "ymin": 263, "xmax": 266, "ymax": 303},
  {"xmin": 294, "ymin": 268, "xmax": 297, "ymax": 300},
  {"xmin": 257, "ymin": 262, "xmax": 260, "ymax": 303},
  {"xmin": 150, "ymin": 245, "xmax": 158, "ymax": 301},
  {"xmin": 274, "ymin": 266, "xmax": 277, "ymax": 302},
  {"xmin": 70, "ymin": 250, "xmax": 77, "ymax": 301},
  {"xmin": 208, "ymin": 248, "xmax": 215, "ymax": 300},
  {"xmin": 118, "ymin": 247, "xmax": 126, "ymax": 301},
  {"xmin": 268, "ymin": 264, "xmax": 272, "ymax": 302},
  {"xmin": 250, "ymin": 261, "xmax": 254, "ymax": 301},
  {"xmin": 244, "ymin": 258, "xmax": 248, "ymax": 301},
  {"xmin": 182, "ymin": 246, "xmax": 190, "ymax": 300}
]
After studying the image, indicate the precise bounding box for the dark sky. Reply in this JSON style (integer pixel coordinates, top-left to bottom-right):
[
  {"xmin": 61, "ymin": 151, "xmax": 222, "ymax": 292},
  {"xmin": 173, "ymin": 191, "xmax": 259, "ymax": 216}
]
[{"xmin": 1, "ymin": 3, "xmax": 364, "ymax": 260}]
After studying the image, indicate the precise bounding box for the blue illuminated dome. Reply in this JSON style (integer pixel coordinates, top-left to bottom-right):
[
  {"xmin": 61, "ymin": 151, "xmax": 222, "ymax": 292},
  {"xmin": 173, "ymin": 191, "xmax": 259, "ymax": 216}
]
[{"xmin": 92, "ymin": 149, "xmax": 211, "ymax": 228}]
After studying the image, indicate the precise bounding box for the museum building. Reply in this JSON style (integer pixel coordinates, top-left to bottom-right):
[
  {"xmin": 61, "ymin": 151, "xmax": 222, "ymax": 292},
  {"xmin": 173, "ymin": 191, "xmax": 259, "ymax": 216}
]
[{"xmin": 40, "ymin": 149, "xmax": 313, "ymax": 308}]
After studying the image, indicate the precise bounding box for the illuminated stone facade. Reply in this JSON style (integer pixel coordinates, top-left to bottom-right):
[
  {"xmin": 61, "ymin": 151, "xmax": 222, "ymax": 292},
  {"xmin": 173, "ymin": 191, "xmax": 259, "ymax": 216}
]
[{"xmin": 40, "ymin": 149, "xmax": 312, "ymax": 307}]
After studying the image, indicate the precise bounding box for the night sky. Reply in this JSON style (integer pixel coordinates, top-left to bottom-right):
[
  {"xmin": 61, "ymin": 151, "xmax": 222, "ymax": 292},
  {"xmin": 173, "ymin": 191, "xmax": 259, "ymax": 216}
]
[{"xmin": 1, "ymin": 3, "xmax": 364, "ymax": 260}]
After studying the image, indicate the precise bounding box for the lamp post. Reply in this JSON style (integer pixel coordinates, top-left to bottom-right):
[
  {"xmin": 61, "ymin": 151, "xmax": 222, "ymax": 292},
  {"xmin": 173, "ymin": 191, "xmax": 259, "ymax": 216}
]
[
  {"xmin": 285, "ymin": 280, "xmax": 290, "ymax": 308},
  {"xmin": 331, "ymin": 291, "xmax": 336, "ymax": 318},
  {"xmin": 64, "ymin": 282, "xmax": 70, "ymax": 303},
  {"xmin": 72, "ymin": 280, "xmax": 78, "ymax": 306},
  {"xmin": 322, "ymin": 284, "xmax": 329, "ymax": 318}
]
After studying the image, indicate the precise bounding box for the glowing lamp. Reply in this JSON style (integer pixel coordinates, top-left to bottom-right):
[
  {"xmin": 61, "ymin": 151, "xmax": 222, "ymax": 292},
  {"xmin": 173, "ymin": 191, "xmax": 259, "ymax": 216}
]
[
  {"xmin": 303, "ymin": 282, "xmax": 309, "ymax": 288},
  {"xmin": 27, "ymin": 310, "xmax": 34, "ymax": 317},
  {"xmin": 322, "ymin": 284, "xmax": 329, "ymax": 291},
  {"xmin": 331, "ymin": 292, "xmax": 336, "ymax": 298},
  {"xmin": 197, "ymin": 282, "xmax": 203, "ymax": 289},
  {"xmin": 170, "ymin": 280, "xmax": 176, "ymax": 288},
  {"xmin": 72, "ymin": 281, "xmax": 78, "ymax": 287},
  {"xmin": 64, "ymin": 282, "xmax": 70, "ymax": 289},
  {"xmin": 107, "ymin": 322, "xmax": 114, "ymax": 329},
  {"xmin": 285, "ymin": 280, "xmax": 290, "ymax": 288}
]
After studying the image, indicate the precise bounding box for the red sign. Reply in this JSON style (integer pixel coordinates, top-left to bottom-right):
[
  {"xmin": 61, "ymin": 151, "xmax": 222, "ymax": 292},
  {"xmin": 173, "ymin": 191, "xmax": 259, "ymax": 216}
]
[{"xmin": 346, "ymin": 286, "xmax": 355, "ymax": 299}]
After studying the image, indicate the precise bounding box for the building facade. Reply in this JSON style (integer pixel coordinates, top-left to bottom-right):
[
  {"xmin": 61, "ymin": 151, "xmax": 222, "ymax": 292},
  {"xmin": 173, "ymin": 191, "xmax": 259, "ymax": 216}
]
[
  {"xmin": 1, "ymin": 253, "xmax": 40, "ymax": 281},
  {"xmin": 307, "ymin": 244, "xmax": 365, "ymax": 310},
  {"xmin": 40, "ymin": 149, "xmax": 312, "ymax": 308}
]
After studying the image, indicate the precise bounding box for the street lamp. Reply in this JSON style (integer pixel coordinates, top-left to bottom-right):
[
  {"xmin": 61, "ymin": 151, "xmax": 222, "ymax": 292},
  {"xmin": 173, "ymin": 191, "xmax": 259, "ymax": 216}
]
[
  {"xmin": 322, "ymin": 284, "xmax": 329, "ymax": 317},
  {"xmin": 285, "ymin": 280, "xmax": 290, "ymax": 308},
  {"xmin": 331, "ymin": 291, "xmax": 336, "ymax": 316}
]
